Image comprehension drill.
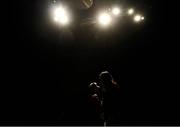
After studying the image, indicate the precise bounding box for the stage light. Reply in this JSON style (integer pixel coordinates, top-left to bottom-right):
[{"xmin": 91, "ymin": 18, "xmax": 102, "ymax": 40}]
[
  {"xmin": 53, "ymin": 5, "xmax": 70, "ymax": 25},
  {"xmin": 112, "ymin": 7, "xmax": 121, "ymax": 16},
  {"xmin": 98, "ymin": 12, "xmax": 112, "ymax": 27},
  {"xmin": 141, "ymin": 16, "xmax": 145, "ymax": 20},
  {"xmin": 128, "ymin": 8, "xmax": 134, "ymax": 15},
  {"xmin": 134, "ymin": 14, "xmax": 141, "ymax": 22}
]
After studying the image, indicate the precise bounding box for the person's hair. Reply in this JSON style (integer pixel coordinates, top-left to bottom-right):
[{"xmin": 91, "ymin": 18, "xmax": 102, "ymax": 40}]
[
  {"xmin": 88, "ymin": 82, "xmax": 99, "ymax": 95},
  {"xmin": 99, "ymin": 71, "xmax": 118, "ymax": 89},
  {"xmin": 99, "ymin": 71, "xmax": 112, "ymax": 82}
]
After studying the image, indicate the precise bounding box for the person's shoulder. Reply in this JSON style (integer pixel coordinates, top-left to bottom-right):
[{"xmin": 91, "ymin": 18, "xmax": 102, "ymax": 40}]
[{"xmin": 89, "ymin": 82, "xmax": 98, "ymax": 87}]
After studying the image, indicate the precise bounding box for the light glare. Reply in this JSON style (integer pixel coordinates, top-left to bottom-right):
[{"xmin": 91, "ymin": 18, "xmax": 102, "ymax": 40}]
[
  {"xmin": 128, "ymin": 8, "xmax": 134, "ymax": 15},
  {"xmin": 98, "ymin": 13, "xmax": 112, "ymax": 26},
  {"xmin": 112, "ymin": 7, "xmax": 121, "ymax": 16},
  {"xmin": 134, "ymin": 14, "xmax": 141, "ymax": 22},
  {"xmin": 141, "ymin": 16, "xmax": 145, "ymax": 20},
  {"xmin": 54, "ymin": 17, "xmax": 59, "ymax": 22},
  {"xmin": 53, "ymin": 6, "xmax": 69, "ymax": 25}
]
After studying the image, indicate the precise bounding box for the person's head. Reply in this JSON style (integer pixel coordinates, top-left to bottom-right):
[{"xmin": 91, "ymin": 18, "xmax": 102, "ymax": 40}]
[
  {"xmin": 99, "ymin": 71, "xmax": 118, "ymax": 89},
  {"xmin": 99, "ymin": 71, "xmax": 112, "ymax": 83},
  {"xmin": 88, "ymin": 82, "xmax": 100, "ymax": 95}
]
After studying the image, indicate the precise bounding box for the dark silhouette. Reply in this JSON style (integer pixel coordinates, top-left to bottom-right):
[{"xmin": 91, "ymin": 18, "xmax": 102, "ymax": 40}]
[
  {"xmin": 99, "ymin": 71, "xmax": 121, "ymax": 126},
  {"xmin": 87, "ymin": 82, "xmax": 104, "ymax": 125},
  {"xmin": 88, "ymin": 71, "xmax": 121, "ymax": 126}
]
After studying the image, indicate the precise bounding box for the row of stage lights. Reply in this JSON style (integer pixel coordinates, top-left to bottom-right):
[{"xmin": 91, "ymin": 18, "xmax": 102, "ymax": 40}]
[{"xmin": 52, "ymin": 3, "xmax": 145, "ymax": 28}]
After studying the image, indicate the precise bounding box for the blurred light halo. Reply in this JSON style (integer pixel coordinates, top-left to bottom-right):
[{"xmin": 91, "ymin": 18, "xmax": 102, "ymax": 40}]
[
  {"xmin": 134, "ymin": 14, "xmax": 141, "ymax": 22},
  {"xmin": 98, "ymin": 12, "xmax": 112, "ymax": 27},
  {"xmin": 128, "ymin": 8, "xmax": 134, "ymax": 15},
  {"xmin": 112, "ymin": 7, "xmax": 121, "ymax": 16},
  {"xmin": 141, "ymin": 16, "xmax": 145, "ymax": 20},
  {"xmin": 53, "ymin": 5, "xmax": 70, "ymax": 26}
]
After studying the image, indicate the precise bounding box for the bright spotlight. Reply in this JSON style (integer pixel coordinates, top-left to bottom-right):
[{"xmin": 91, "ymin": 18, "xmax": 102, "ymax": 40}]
[
  {"xmin": 112, "ymin": 7, "xmax": 121, "ymax": 16},
  {"xmin": 98, "ymin": 12, "xmax": 112, "ymax": 26},
  {"xmin": 53, "ymin": 6, "xmax": 70, "ymax": 25},
  {"xmin": 134, "ymin": 14, "xmax": 141, "ymax": 22},
  {"xmin": 128, "ymin": 8, "xmax": 134, "ymax": 15},
  {"xmin": 141, "ymin": 16, "xmax": 145, "ymax": 20}
]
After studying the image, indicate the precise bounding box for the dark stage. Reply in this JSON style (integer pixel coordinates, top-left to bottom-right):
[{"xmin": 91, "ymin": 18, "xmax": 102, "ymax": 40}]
[{"xmin": 3, "ymin": 0, "xmax": 179, "ymax": 125}]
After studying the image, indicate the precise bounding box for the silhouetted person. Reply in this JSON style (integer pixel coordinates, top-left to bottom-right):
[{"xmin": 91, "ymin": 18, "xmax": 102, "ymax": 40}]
[
  {"xmin": 99, "ymin": 71, "xmax": 121, "ymax": 126},
  {"xmin": 87, "ymin": 82, "xmax": 104, "ymax": 125}
]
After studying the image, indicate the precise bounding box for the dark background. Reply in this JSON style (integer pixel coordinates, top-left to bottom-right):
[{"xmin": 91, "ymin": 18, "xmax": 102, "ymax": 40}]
[{"xmin": 2, "ymin": 0, "xmax": 179, "ymax": 125}]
